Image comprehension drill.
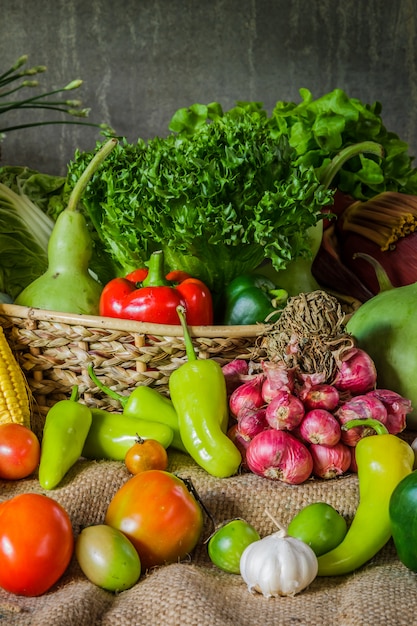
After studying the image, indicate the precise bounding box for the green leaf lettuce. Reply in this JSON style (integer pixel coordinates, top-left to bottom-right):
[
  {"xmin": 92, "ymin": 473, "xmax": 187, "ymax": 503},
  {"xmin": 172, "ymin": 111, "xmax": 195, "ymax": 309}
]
[{"xmin": 65, "ymin": 106, "xmax": 333, "ymax": 294}]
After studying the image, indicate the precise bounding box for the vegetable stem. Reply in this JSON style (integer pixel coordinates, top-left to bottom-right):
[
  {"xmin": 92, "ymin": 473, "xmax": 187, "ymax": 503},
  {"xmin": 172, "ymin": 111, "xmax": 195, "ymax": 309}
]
[
  {"xmin": 176, "ymin": 305, "xmax": 197, "ymax": 362},
  {"xmin": 142, "ymin": 251, "xmax": 170, "ymax": 287},
  {"xmin": 342, "ymin": 418, "xmax": 388, "ymax": 435},
  {"xmin": 0, "ymin": 55, "xmax": 29, "ymax": 82},
  {"xmin": 66, "ymin": 138, "xmax": 118, "ymax": 212},
  {"xmin": 0, "ymin": 84, "xmax": 84, "ymax": 115},
  {"xmin": 264, "ymin": 509, "xmax": 287, "ymax": 533},
  {"xmin": 0, "ymin": 120, "xmax": 110, "ymax": 134},
  {"xmin": 351, "ymin": 253, "xmax": 394, "ymax": 293},
  {"xmin": 87, "ymin": 364, "xmax": 127, "ymax": 405},
  {"xmin": 319, "ymin": 141, "xmax": 385, "ymax": 190}
]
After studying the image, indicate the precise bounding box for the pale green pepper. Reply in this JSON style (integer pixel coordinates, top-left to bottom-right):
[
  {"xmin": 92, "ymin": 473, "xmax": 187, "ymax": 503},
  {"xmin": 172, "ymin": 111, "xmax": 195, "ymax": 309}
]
[
  {"xmin": 317, "ymin": 419, "xmax": 414, "ymax": 576},
  {"xmin": 81, "ymin": 408, "xmax": 173, "ymax": 461},
  {"xmin": 39, "ymin": 386, "xmax": 92, "ymax": 489},
  {"xmin": 169, "ymin": 306, "xmax": 242, "ymax": 478}
]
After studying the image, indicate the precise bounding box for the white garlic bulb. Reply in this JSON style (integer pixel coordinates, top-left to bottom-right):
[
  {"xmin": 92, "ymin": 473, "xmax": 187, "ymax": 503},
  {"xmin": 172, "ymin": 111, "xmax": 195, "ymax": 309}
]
[{"xmin": 240, "ymin": 528, "xmax": 318, "ymax": 598}]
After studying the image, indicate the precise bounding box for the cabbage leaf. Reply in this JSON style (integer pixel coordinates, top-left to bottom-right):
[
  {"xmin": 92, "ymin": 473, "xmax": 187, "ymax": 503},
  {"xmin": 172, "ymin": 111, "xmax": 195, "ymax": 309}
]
[{"xmin": 0, "ymin": 168, "xmax": 65, "ymax": 299}]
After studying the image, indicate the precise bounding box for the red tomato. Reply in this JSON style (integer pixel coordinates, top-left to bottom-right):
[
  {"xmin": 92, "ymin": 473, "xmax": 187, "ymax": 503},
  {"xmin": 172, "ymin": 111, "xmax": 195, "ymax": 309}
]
[
  {"xmin": 0, "ymin": 423, "xmax": 41, "ymax": 480},
  {"xmin": 124, "ymin": 438, "xmax": 169, "ymax": 474},
  {"xmin": 105, "ymin": 470, "xmax": 203, "ymax": 570},
  {"xmin": 0, "ymin": 493, "xmax": 74, "ymax": 596}
]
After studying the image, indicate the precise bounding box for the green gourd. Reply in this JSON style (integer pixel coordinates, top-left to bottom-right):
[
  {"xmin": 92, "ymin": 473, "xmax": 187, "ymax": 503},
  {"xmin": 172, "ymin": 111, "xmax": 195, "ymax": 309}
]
[
  {"xmin": 15, "ymin": 138, "xmax": 117, "ymax": 314},
  {"xmin": 346, "ymin": 255, "xmax": 417, "ymax": 428}
]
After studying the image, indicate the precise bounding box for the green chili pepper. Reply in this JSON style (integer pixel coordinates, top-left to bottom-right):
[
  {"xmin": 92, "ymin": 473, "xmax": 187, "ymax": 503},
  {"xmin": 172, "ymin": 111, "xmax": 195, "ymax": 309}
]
[
  {"xmin": 317, "ymin": 418, "xmax": 414, "ymax": 576},
  {"xmin": 87, "ymin": 365, "xmax": 186, "ymax": 452},
  {"xmin": 222, "ymin": 274, "xmax": 287, "ymax": 325},
  {"xmin": 168, "ymin": 306, "xmax": 242, "ymax": 478},
  {"xmin": 81, "ymin": 407, "xmax": 174, "ymax": 461},
  {"xmin": 39, "ymin": 386, "xmax": 93, "ymax": 490}
]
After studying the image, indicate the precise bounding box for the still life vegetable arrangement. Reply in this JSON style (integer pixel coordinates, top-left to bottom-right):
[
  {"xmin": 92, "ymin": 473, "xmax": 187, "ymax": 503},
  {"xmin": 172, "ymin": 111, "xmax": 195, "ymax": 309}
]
[{"xmin": 2, "ymin": 78, "xmax": 417, "ymax": 604}]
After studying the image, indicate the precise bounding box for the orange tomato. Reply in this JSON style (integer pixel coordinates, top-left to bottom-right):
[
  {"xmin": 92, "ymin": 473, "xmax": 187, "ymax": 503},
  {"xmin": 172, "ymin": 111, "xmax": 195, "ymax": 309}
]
[{"xmin": 124, "ymin": 437, "xmax": 168, "ymax": 474}]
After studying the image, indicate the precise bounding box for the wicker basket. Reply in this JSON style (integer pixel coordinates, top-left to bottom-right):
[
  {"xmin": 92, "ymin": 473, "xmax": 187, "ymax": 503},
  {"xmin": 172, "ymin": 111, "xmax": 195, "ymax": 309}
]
[
  {"xmin": 0, "ymin": 293, "xmax": 361, "ymax": 435},
  {"xmin": 0, "ymin": 303, "xmax": 268, "ymax": 432}
]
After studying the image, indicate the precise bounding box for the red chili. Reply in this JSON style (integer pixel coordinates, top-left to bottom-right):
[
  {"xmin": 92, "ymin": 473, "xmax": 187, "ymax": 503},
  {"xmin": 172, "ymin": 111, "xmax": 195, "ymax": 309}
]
[{"xmin": 99, "ymin": 251, "xmax": 213, "ymax": 325}]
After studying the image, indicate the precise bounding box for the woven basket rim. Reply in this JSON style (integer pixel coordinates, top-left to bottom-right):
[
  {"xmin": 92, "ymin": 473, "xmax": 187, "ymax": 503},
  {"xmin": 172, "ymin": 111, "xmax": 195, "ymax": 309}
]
[{"xmin": 0, "ymin": 303, "xmax": 267, "ymax": 338}]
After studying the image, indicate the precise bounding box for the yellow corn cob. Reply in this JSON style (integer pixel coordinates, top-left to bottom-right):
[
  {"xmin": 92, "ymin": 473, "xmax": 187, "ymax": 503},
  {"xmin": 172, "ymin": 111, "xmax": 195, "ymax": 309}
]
[{"xmin": 0, "ymin": 326, "xmax": 31, "ymax": 429}]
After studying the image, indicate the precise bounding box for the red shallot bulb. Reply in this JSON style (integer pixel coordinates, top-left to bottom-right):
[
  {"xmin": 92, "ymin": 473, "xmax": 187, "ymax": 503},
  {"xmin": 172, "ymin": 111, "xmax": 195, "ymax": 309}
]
[
  {"xmin": 349, "ymin": 446, "xmax": 358, "ymax": 473},
  {"xmin": 336, "ymin": 395, "xmax": 388, "ymax": 446},
  {"xmin": 246, "ymin": 429, "xmax": 313, "ymax": 484},
  {"xmin": 310, "ymin": 442, "xmax": 352, "ymax": 479},
  {"xmin": 298, "ymin": 384, "xmax": 340, "ymax": 411},
  {"xmin": 298, "ymin": 409, "xmax": 341, "ymax": 446},
  {"xmin": 229, "ymin": 374, "xmax": 265, "ymax": 418},
  {"xmin": 222, "ymin": 359, "xmax": 250, "ymax": 394},
  {"xmin": 261, "ymin": 360, "xmax": 295, "ymax": 402},
  {"xmin": 265, "ymin": 390, "xmax": 305, "ymax": 431},
  {"xmin": 366, "ymin": 389, "xmax": 412, "ymax": 434},
  {"xmin": 227, "ymin": 424, "xmax": 249, "ymax": 470},
  {"xmin": 333, "ymin": 348, "xmax": 377, "ymax": 394},
  {"xmin": 297, "ymin": 372, "xmax": 327, "ymax": 388},
  {"xmin": 236, "ymin": 408, "xmax": 269, "ymax": 441},
  {"xmin": 262, "ymin": 377, "xmax": 288, "ymax": 404}
]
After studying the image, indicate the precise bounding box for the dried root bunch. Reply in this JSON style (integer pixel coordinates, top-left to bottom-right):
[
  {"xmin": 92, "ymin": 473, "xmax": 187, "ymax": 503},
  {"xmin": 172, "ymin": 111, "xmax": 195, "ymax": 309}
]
[{"xmin": 260, "ymin": 290, "xmax": 355, "ymax": 382}]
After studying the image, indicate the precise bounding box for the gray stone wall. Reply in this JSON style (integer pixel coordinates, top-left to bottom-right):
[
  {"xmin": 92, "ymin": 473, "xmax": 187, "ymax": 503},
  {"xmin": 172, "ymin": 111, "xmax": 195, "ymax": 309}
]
[{"xmin": 1, "ymin": 0, "xmax": 416, "ymax": 175}]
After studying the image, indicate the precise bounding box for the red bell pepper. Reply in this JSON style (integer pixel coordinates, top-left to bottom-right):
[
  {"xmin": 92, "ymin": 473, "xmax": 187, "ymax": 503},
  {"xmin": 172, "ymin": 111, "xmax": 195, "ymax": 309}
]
[{"xmin": 99, "ymin": 251, "xmax": 213, "ymax": 325}]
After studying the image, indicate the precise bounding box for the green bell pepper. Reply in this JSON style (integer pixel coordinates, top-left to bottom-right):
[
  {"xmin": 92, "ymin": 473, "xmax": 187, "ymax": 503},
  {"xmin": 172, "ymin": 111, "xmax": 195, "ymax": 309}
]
[
  {"xmin": 169, "ymin": 306, "xmax": 242, "ymax": 478},
  {"xmin": 222, "ymin": 274, "xmax": 287, "ymax": 325},
  {"xmin": 389, "ymin": 468, "xmax": 417, "ymax": 571},
  {"xmin": 39, "ymin": 386, "xmax": 93, "ymax": 489}
]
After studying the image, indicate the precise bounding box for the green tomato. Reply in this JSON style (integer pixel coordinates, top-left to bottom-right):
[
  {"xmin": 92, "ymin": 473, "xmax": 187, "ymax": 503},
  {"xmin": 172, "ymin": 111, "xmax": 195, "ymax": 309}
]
[
  {"xmin": 76, "ymin": 524, "xmax": 141, "ymax": 591},
  {"xmin": 208, "ymin": 519, "xmax": 260, "ymax": 574},
  {"xmin": 287, "ymin": 502, "xmax": 347, "ymax": 557}
]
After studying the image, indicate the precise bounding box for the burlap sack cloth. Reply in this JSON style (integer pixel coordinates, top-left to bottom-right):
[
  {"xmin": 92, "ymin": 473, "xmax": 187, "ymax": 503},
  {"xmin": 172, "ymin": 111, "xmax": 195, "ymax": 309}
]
[{"xmin": 1, "ymin": 442, "xmax": 416, "ymax": 626}]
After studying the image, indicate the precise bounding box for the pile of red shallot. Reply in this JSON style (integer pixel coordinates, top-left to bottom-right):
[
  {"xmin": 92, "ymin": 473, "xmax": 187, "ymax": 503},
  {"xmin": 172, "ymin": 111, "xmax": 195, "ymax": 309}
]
[{"xmin": 223, "ymin": 348, "xmax": 412, "ymax": 485}]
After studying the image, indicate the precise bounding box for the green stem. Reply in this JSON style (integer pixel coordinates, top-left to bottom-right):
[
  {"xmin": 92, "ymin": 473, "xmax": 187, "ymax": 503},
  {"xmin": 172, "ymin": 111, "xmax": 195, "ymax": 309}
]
[
  {"xmin": 142, "ymin": 250, "xmax": 170, "ymax": 287},
  {"xmin": 3, "ymin": 100, "xmax": 82, "ymax": 108},
  {"xmin": 66, "ymin": 137, "xmax": 118, "ymax": 212},
  {"xmin": 1, "ymin": 104, "xmax": 82, "ymax": 116},
  {"xmin": 87, "ymin": 364, "xmax": 127, "ymax": 407},
  {"xmin": 176, "ymin": 305, "xmax": 197, "ymax": 362},
  {"xmin": 0, "ymin": 120, "xmax": 110, "ymax": 134},
  {"xmin": 0, "ymin": 83, "xmax": 35, "ymax": 99},
  {"xmin": 319, "ymin": 141, "xmax": 385, "ymax": 190},
  {"xmin": 70, "ymin": 385, "xmax": 79, "ymax": 402},
  {"xmin": 269, "ymin": 288, "xmax": 288, "ymax": 307},
  {"xmin": 1, "ymin": 86, "xmax": 82, "ymax": 112},
  {"xmin": 0, "ymin": 55, "xmax": 28, "ymax": 83},
  {"xmin": 352, "ymin": 252, "xmax": 394, "ymax": 293},
  {"xmin": 342, "ymin": 418, "xmax": 389, "ymax": 435}
]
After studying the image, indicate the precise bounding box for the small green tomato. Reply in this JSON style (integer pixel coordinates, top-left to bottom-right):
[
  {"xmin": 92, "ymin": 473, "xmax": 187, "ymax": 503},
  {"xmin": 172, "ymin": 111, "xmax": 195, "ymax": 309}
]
[
  {"xmin": 208, "ymin": 518, "xmax": 260, "ymax": 574},
  {"xmin": 76, "ymin": 524, "xmax": 141, "ymax": 591},
  {"xmin": 287, "ymin": 501, "xmax": 348, "ymax": 556}
]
